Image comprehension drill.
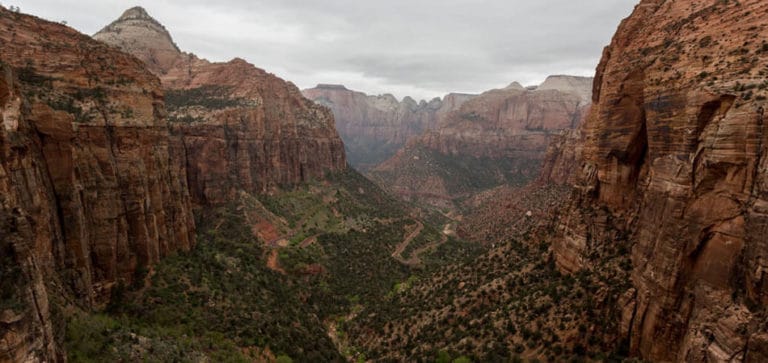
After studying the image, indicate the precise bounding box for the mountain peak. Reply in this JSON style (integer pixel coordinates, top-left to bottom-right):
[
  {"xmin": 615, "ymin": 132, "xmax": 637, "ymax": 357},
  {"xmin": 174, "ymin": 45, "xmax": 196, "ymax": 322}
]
[
  {"xmin": 119, "ymin": 6, "xmax": 152, "ymax": 20},
  {"xmin": 538, "ymin": 75, "xmax": 593, "ymax": 103},
  {"xmin": 504, "ymin": 81, "xmax": 525, "ymax": 91},
  {"xmin": 94, "ymin": 7, "xmax": 181, "ymax": 74}
]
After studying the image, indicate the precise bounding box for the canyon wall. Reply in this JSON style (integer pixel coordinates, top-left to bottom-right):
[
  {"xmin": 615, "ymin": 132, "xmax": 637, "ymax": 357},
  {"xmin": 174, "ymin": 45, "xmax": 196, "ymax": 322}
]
[
  {"xmin": 1, "ymin": 6, "xmax": 347, "ymax": 361},
  {"xmin": 0, "ymin": 8, "xmax": 196, "ymax": 362},
  {"xmin": 371, "ymin": 78, "xmax": 591, "ymax": 209},
  {"xmin": 302, "ymin": 84, "xmax": 473, "ymax": 170},
  {"xmin": 95, "ymin": 7, "xmax": 347, "ymax": 204},
  {"xmin": 418, "ymin": 78, "xmax": 590, "ymax": 159},
  {"xmin": 549, "ymin": 0, "xmax": 768, "ymax": 360}
]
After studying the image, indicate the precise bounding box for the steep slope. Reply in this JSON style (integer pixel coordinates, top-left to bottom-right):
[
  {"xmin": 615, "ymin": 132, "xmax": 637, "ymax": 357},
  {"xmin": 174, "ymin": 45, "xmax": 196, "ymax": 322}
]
[
  {"xmin": 61, "ymin": 168, "xmax": 483, "ymax": 362},
  {"xmin": 533, "ymin": 0, "xmax": 768, "ymax": 360},
  {"xmin": 548, "ymin": 0, "xmax": 768, "ymax": 360},
  {"xmin": 371, "ymin": 77, "xmax": 591, "ymax": 210},
  {"xmin": 0, "ymin": 8, "xmax": 195, "ymax": 362},
  {"xmin": 302, "ymin": 84, "xmax": 474, "ymax": 170},
  {"xmin": 95, "ymin": 7, "xmax": 347, "ymax": 204},
  {"xmin": 346, "ymin": 180, "xmax": 632, "ymax": 362}
]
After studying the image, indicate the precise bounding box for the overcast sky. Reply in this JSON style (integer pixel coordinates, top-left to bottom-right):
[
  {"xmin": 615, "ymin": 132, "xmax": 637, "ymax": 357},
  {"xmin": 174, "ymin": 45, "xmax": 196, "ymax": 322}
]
[{"xmin": 11, "ymin": 0, "xmax": 637, "ymax": 100}]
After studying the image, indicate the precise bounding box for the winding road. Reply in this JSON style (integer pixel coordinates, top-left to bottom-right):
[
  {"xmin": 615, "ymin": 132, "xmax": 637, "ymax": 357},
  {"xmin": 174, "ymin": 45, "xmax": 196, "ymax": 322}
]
[{"xmin": 391, "ymin": 221, "xmax": 424, "ymax": 260}]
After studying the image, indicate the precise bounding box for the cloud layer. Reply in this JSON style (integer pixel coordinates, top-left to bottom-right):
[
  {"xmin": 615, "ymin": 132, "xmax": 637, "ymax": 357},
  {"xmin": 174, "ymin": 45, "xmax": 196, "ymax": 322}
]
[{"xmin": 13, "ymin": 0, "xmax": 637, "ymax": 100}]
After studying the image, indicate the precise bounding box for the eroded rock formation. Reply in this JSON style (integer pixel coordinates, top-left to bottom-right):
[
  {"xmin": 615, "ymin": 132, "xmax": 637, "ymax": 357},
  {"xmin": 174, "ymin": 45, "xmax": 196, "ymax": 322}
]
[
  {"xmin": 548, "ymin": 0, "xmax": 768, "ymax": 360},
  {"xmin": 95, "ymin": 8, "xmax": 347, "ymax": 204},
  {"xmin": 302, "ymin": 84, "xmax": 473, "ymax": 170}
]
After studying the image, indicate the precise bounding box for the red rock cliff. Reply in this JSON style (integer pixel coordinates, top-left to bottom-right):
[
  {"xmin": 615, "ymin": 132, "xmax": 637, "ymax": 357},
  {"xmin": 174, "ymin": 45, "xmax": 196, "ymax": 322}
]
[
  {"xmin": 550, "ymin": 0, "xmax": 768, "ymax": 360},
  {"xmin": 0, "ymin": 8, "xmax": 195, "ymax": 362},
  {"xmin": 95, "ymin": 8, "xmax": 347, "ymax": 204},
  {"xmin": 302, "ymin": 84, "xmax": 473, "ymax": 171},
  {"xmin": 370, "ymin": 79, "xmax": 591, "ymax": 209},
  {"xmin": 419, "ymin": 78, "xmax": 591, "ymax": 160}
]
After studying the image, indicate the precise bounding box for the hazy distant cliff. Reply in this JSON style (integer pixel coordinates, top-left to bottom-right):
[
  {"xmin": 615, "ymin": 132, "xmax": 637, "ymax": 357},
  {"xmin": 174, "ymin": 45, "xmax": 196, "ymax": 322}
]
[
  {"xmin": 370, "ymin": 76, "xmax": 592, "ymax": 209},
  {"xmin": 303, "ymin": 84, "xmax": 474, "ymax": 170}
]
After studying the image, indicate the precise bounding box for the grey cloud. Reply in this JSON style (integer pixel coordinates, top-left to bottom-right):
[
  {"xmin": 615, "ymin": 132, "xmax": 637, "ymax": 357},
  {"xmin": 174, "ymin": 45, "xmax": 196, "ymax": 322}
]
[{"xmin": 13, "ymin": 0, "xmax": 637, "ymax": 100}]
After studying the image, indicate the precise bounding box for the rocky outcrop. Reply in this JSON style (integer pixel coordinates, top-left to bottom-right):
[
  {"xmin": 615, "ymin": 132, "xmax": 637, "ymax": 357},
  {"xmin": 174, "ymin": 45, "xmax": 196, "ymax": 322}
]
[
  {"xmin": 93, "ymin": 6, "xmax": 181, "ymax": 75},
  {"xmin": 0, "ymin": 8, "xmax": 196, "ymax": 362},
  {"xmin": 548, "ymin": 0, "xmax": 768, "ymax": 361},
  {"xmin": 371, "ymin": 79, "xmax": 591, "ymax": 208},
  {"xmin": 302, "ymin": 84, "xmax": 473, "ymax": 170},
  {"xmin": 95, "ymin": 8, "xmax": 347, "ymax": 204}
]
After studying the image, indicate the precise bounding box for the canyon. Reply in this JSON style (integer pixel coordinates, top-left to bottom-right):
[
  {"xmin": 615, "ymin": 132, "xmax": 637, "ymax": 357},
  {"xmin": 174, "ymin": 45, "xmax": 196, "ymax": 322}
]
[
  {"xmin": 2, "ymin": 0, "xmax": 768, "ymax": 362},
  {"xmin": 0, "ymin": 8, "xmax": 195, "ymax": 361},
  {"xmin": 370, "ymin": 76, "xmax": 592, "ymax": 210},
  {"xmin": 0, "ymin": 6, "xmax": 345, "ymax": 362}
]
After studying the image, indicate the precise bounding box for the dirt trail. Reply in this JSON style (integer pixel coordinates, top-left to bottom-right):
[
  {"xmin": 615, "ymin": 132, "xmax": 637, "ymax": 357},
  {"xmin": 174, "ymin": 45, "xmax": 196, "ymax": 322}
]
[
  {"xmin": 391, "ymin": 221, "xmax": 424, "ymax": 260},
  {"xmin": 403, "ymin": 232, "xmax": 449, "ymax": 266},
  {"xmin": 391, "ymin": 221, "xmax": 454, "ymax": 266},
  {"xmin": 298, "ymin": 235, "xmax": 319, "ymax": 248},
  {"xmin": 263, "ymin": 214, "xmax": 319, "ymax": 273}
]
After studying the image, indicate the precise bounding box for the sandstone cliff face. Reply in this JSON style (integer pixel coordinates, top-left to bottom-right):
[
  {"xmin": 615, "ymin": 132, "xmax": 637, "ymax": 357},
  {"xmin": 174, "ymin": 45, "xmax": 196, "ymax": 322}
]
[
  {"xmin": 371, "ymin": 79, "xmax": 591, "ymax": 208},
  {"xmin": 538, "ymin": 126, "xmax": 587, "ymax": 186},
  {"xmin": 419, "ymin": 82, "xmax": 589, "ymax": 159},
  {"xmin": 95, "ymin": 8, "xmax": 347, "ymax": 204},
  {"xmin": 549, "ymin": 0, "xmax": 768, "ymax": 360},
  {"xmin": 0, "ymin": 8, "xmax": 195, "ymax": 362},
  {"xmin": 0, "ymin": 62, "xmax": 61, "ymax": 363},
  {"xmin": 302, "ymin": 84, "xmax": 473, "ymax": 170}
]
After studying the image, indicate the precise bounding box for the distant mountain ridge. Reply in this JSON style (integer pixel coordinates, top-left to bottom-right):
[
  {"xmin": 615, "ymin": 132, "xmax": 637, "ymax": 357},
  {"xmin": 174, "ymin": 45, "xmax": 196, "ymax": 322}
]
[
  {"xmin": 303, "ymin": 85, "xmax": 475, "ymax": 170},
  {"xmin": 369, "ymin": 76, "xmax": 593, "ymax": 209}
]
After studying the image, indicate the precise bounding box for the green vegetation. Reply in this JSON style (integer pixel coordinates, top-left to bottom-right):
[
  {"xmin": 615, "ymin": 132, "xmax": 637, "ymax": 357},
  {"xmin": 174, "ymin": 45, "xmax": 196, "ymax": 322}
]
[
  {"xmin": 0, "ymin": 238, "xmax": 27, "ymax": 313},
  {"xmin": 347, "ymin": 207, "xmax": 633, "ymax": 362},
  {"xmin": 165, "ymin": 85, "xmax": 245, "ymax": 111},
  {"xmin": 67, "ymin": 205, "xmax": 342, "ymax": 362},
  {"xmin": 370, "ymin": 146, "xmax": 541, "ymax": 210},
  {"xmin": 401, "ymin": 222, "xmax": 443, "ymax": 260},
  {"xmin": 17, "ymin": 63, "xmax": 54, "ymax": 87},
  {"xmin": 65, "ymin": 169, "xmax": 482, "ymax": 361},
  {"xmin": 15, "ymin": 63, "xmax": 115, "ymax": 123}
]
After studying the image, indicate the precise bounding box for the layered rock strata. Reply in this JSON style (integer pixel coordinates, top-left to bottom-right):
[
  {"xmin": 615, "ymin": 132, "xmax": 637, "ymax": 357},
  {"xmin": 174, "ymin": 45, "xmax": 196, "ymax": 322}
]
[
  {"xmin": 302, "ymin": 84, "xmax": 474, "ymax": 170},
  {"xmin": 0, "ymin": 8, "xmax": 196, "ymax": 362},
  {"xmin": 95, "ymin": 7, "xmax": 347, "ymax": 204},
  {"xmin": 548, "ymin": 0, "xmax": 768, "ymax": 360},
  {"xmin": 372, "ymin": 78, "xmax": 592, "ymax": 207}
]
